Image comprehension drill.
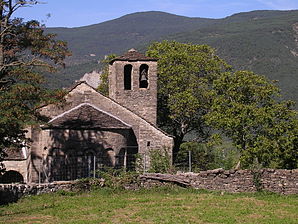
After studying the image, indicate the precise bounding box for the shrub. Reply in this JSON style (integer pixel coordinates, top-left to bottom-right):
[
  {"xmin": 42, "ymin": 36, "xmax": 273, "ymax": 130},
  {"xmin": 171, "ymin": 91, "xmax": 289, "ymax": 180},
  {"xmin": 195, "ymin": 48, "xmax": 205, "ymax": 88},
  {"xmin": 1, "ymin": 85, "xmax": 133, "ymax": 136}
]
[
  {"xmin": 148, "ymin": 147, "xmax": 172, "ymax": 173},
  {"xmin": 175, "ymin": 142, "xmax": 240, "ymax": 172},
  {"xmin": 97, "ymin": 167, "xmax": 138, "ymax": 189}
]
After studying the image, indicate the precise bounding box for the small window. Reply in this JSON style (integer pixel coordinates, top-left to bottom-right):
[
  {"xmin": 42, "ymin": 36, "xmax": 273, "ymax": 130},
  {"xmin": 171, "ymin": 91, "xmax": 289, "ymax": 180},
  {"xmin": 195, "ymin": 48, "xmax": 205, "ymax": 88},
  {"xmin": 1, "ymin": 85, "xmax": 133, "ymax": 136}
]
[
  {"xmin": 124, "ymin": 64, "xmax": 132, "ymax": 90},
  {"xmin": 139, "ymin": 64, "xmax": 149, "ymax": 88}
]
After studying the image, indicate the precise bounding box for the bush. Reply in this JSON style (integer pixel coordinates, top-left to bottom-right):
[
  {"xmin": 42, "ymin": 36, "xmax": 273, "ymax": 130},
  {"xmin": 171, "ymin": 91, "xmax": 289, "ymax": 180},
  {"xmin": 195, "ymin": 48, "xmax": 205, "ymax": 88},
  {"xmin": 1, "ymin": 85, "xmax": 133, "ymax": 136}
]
[
  {"xmin": 97, "ymin": 167, "xmax": 138, "ymax": 189},
  {"xmin": 75, "ymin": 178, "xmax": 104, "ymax": 191},
  {"xmin": 175, "ymin": 142, "xmax": 239, "ymax": 172},
  {"xmin": 148, "ymin": 147, "xmax": 172, "ymax": 173}
]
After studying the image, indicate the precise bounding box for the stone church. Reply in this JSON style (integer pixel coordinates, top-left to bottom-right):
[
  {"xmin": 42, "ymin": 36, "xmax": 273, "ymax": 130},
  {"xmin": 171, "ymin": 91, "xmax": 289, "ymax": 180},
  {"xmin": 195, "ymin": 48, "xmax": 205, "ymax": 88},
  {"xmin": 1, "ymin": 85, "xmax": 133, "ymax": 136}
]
[{"xmin": 2, "ymin": 49, "xmax": 174, "ymax": 183}]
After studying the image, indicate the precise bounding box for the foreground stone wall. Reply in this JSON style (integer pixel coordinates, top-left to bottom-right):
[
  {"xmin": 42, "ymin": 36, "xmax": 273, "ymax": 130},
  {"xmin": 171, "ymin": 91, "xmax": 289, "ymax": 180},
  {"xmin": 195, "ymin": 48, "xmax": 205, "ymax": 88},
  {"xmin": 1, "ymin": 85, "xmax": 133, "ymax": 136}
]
[
  {"xmin": 141, "ymin": 169, "xmax": 298, "ymax": 195},
  {"xmin": 1, "ymin": 169, "xmax": 297, "ymax": 205},
  {"xmin": 0, "ymin": 181, "xmax": 78, "ymax": 205}
]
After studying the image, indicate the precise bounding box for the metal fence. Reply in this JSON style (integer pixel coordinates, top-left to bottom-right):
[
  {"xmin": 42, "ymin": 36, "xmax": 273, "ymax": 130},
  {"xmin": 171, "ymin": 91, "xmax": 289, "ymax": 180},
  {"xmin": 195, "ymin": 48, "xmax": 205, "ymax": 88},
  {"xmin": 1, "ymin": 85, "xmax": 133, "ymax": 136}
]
[
  {"xmin": 173, "ymin": 151, "xmax": 193, "ymax": 173},
  {"xmin": 38, "ymin": 152, "xmax": 151, "ymax": 183},
  {"xmin": 37, "ymin": 150, "xmax": 204, "ymax": 183}
]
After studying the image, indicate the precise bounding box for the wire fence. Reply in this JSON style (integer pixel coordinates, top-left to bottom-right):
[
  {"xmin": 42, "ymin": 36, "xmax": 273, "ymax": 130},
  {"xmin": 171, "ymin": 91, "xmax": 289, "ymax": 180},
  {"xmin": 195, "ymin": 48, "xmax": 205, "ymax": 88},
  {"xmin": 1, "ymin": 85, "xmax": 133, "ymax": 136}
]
[
  {"xmin": 37, "ymin": 150, "xmax": 204, "ymax": 183},
  {"xmin": 38, "ymin": 152, "xmax": 151, "ymax": 183},
  {"xmin": 173, "ymin": 151, "xmax": 193, "ymax": 173}
]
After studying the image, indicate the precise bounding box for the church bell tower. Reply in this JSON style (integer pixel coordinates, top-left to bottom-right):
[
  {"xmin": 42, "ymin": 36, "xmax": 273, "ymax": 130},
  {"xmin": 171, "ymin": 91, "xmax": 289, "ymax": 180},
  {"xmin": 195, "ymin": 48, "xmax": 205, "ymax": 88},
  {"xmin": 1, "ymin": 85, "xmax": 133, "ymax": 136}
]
[{"xmin": 108, "ymin": 49, "xmax": 158, "ymax": 124}]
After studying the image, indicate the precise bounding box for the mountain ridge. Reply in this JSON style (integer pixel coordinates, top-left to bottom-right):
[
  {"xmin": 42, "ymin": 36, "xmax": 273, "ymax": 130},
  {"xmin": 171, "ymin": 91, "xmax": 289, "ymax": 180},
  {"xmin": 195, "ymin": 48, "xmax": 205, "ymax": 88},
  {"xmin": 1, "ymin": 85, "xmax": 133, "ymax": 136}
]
[{"xmin": 44, "ymin": 10, "xmax": 298, "ymax": 105}]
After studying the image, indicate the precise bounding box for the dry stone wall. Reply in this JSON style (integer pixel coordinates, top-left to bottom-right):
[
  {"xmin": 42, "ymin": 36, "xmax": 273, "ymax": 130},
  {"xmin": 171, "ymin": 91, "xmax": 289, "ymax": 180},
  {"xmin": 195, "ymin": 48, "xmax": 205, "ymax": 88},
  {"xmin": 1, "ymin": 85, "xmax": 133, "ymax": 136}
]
[
  {"xmin": 1, "ymin": 169, "xmax": 297, "ymax": 204},
  {"xmin": 141, "ymin": 169, "xmax": 298, "ymax": 194},
  {"xmin": 0, "ymin": 181, "xmax": 77, "ymax": 205}
]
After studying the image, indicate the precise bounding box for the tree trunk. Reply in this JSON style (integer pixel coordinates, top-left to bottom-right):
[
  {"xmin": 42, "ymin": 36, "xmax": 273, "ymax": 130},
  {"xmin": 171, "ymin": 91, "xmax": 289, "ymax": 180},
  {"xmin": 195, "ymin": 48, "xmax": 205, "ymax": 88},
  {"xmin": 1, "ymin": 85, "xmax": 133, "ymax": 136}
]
[{"xmin": 173, "ymin": 133, "xmax": 184, "ymax": 161}]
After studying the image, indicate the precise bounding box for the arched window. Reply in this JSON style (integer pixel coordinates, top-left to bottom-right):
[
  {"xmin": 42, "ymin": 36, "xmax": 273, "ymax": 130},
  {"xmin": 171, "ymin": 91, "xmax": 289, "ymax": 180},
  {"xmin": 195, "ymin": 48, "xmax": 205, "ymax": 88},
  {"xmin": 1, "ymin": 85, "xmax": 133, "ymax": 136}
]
[
  {"xmin": 139, "ymin": 64, "xmax": 149, "ymax": 88},
  {"xmin": 124, "ymin": 64, "xmax": 132, "ymax": 90}
]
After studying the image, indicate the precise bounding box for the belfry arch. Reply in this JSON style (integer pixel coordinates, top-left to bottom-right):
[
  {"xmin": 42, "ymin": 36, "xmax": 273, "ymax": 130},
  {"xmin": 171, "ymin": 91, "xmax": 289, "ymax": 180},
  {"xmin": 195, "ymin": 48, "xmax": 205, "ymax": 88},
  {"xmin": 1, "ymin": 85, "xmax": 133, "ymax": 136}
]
[
  {"xmin": 139, "ymin": 64, "xmax": 149, "ymax": 88},
  {"xmin": 124, "ymin": 64, "xmax": 132, "ymax": 90}
]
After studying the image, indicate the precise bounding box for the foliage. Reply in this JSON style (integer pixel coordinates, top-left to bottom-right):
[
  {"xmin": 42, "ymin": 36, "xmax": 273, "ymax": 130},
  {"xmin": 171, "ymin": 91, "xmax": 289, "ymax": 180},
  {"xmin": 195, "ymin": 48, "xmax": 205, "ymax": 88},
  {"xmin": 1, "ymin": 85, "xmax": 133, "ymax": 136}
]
[
  {"xmin": 74, "ymin": 178, "xmax": 104, "ymax": 191},
  {"xmin": 97, "ymin": 54, "xmax": 117, "ymax": 96},
  {"xmin": 97, "ymin": 167, "xmax": 138, "ymax": 189},
  {"xmin": 1, "ymin": 189, "xmax": 297, "ymax": 223},
  {"xmin": 205, "ymin": 70, "xmax": 298, "ymax": 169},
  {"xmin": 175, "ymin": 142, "xmax": 216, "ymax": 171},
  {"xmin": 250, "ymin": 160, "xmax": 264, "ymax": 192},
  {"xmin": 45, "ymin": 11, "xmax": 298, "ymax": 107},
  {"xmin": 148, "ymin": 147, "xmax": 172, "ymax": 173},
  {"xmin": 0, "ymin": 0, "xmax": 70, "ymax": 173},
  {"xmin": 212, "ymin": 142, "xmax": 240, "ymax": 170},
  {"xmin": 175, "ymin": 141, "xmax": 240, "ymax": 171},
  {"xmin": 147, "ymin": 40, "xmax": 230, "ymax": 154}
]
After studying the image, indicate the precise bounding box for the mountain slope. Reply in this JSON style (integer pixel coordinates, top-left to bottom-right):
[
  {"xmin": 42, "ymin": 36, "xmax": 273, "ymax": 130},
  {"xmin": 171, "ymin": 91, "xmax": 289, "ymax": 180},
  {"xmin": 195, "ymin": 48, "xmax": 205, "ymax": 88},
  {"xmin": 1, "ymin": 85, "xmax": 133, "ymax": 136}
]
[
  {"xmin": 47, "ymin": 11, "xmax": 215, "ymax": 64},
  {"xmin": 45, "ymin": 10, "xmax": 298, "ymax": 105},
  {"xmin": 170, "ymin": 10, "xmax": 298, "ymax": 102}
]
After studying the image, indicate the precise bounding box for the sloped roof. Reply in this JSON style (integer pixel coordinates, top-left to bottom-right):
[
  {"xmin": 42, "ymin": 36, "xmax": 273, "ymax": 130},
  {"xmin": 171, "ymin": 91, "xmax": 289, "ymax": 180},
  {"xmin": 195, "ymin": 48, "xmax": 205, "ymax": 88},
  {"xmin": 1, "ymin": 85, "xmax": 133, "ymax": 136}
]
[
  {"xmin": 39, "ymin": 82, "xmax": 173, "ymax": 138},
  {"xmin": 45, "ymin": 103, "xmax": 131, "ymax": 130},
  {"xmin": 110, "ymin": 49, "xmax": 157, "ymax": 64}
]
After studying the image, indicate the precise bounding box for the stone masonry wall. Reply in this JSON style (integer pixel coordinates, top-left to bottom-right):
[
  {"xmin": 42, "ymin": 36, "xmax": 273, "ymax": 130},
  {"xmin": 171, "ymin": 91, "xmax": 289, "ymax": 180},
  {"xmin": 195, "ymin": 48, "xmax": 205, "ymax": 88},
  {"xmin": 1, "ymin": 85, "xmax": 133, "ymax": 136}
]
[
  {"xmin": 1, "ymin": 169, "xmax": 297, "ymax": 205},
  {"xmin": 0, "ymin": 181, "xmax": 77, "ymax": 205},
  {"xmin": 109, "ymin": 61, "xmax": 158, "ymax": 125},
  {"xmin": 141, "ymin": 169, "xmax": 298, "ymax": 195},
  {"xmin": 38, "ymin": 82, "xmax": 174, "ymax": 163},
  {"xmin": 3, "ymin": 160, "xmax": 29, "ymax": 183}
]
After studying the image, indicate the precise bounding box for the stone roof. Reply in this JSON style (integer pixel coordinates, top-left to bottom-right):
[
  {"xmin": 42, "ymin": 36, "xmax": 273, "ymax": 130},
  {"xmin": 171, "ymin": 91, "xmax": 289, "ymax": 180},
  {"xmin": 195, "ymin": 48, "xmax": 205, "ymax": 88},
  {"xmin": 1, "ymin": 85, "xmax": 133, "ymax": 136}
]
[
  {"xmin": 45, "ymin": 103, "xmax": 131, "ymax": 130},
  {"xmin": 110, "ymin": 49, "xmax": 157, "ymax": 64},
  {"xmin": 3, "ymin": 148, "xmax": 26, "ymax": 160}
]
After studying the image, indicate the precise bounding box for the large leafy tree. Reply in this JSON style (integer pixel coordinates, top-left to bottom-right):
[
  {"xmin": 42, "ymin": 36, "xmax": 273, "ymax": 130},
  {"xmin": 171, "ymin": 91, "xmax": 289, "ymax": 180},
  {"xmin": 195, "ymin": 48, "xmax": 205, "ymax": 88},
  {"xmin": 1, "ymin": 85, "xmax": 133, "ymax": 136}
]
[
  {"xmin": 146, "ymin": 40, "xmax": 230, "ymax": 155},
  {"xmin": 147, "ymin": 41, "xmax": 297, "ymax": 169},
  {"xmin": 205, "ymin": 70, "xmax": 298, "ymax": 169},
  {"xmin": 0, "ymin": 0, "xmax": 70, "ymax": 173}
]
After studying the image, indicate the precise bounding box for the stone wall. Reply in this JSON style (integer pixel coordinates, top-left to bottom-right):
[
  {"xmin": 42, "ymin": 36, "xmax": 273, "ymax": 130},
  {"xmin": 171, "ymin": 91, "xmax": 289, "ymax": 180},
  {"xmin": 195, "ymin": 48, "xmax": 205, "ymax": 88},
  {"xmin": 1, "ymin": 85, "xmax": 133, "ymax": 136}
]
[
  {"xmin": 1, "ymin": 169, "xmax": 297, "ymax": 205},
  {"xmin": 140, "ymin": 169, "xmax": 298, "ymax": 195},
  {"xmin": 0, "ymin": 181, "xmax": 77, "ymax": 205},
  {"xmin": 109, "ymin": 60, "xmax": 158, "ymax": 125},
  {"xmin": 2, "ymin": 160, "xmax": 29, "ymax": 183},
  {"xmin": 36, "ymin": 82, "xmax": 174, "ymax": 177}
]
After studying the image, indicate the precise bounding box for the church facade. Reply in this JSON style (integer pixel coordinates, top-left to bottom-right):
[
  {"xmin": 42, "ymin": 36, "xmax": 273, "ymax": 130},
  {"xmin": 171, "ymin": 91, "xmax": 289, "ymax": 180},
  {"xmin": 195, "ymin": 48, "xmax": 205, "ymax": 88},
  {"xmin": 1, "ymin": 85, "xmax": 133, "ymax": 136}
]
[{"xmin": 2, "ymin": 49, "xmax": 174, "ymax": 183}]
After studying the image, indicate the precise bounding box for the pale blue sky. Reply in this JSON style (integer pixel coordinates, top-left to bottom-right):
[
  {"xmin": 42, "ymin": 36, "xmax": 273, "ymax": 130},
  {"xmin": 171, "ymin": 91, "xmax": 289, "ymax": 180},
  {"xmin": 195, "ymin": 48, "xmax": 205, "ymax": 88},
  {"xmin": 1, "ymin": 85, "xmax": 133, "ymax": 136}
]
[{"xmin": 14, "ymin": 0, "xmax": 298, "ymax": 27}]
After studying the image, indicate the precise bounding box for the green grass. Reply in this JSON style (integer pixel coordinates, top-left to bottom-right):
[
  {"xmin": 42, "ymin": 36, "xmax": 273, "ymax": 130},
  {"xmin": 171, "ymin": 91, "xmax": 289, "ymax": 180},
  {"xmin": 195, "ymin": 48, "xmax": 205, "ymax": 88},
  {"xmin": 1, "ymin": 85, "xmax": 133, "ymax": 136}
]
[{"xmin": 0, "ymin": 188, "xmax": 297, "ymax": 224}]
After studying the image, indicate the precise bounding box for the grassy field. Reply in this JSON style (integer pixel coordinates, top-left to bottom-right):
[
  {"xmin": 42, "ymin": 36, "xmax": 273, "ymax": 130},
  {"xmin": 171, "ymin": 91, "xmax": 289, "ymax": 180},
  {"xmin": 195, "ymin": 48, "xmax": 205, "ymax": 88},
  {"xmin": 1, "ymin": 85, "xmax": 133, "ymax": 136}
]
[{"xmin": 0, "ymin": 188, "xmax": 297, "ymax": 224}]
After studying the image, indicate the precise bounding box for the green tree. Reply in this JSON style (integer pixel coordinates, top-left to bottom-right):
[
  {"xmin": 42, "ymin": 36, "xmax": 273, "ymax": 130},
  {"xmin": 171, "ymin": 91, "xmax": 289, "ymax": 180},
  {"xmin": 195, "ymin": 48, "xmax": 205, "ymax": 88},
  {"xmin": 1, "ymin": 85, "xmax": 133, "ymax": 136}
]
[
  {"xmin": 205, "ymin": 70, "xmax": 298, "ymax": 169},
  {"xmin": 176, "ymin": 142, "xmax": 216, "ymax": 171},
  {"xmin": 146, "ymin": 40, "xmax": 230, "ymax": 155},
  {"xmin": 97, "ymin": 54, "xmax": 117, "ymax": 96},
  {"xmin": 0, "ymin": 0, "xmax": 70, "ymax": 173}
]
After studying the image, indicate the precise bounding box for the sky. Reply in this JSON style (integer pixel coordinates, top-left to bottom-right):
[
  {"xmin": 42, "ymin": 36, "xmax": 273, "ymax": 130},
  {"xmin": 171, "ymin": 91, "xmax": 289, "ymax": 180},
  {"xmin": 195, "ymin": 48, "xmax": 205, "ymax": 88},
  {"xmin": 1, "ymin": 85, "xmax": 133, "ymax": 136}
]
[{"xmin": 14, "ymin": 0, "xmax": 298, "ymax": 28}]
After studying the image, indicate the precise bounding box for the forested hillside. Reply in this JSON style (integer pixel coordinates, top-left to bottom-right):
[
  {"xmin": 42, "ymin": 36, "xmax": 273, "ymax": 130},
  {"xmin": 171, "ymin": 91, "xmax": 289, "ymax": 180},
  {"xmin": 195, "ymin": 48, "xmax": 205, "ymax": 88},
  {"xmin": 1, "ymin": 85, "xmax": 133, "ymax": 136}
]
[{"xmin": 45, "ymin": 10, "xmax": 298, "ymax": 104}]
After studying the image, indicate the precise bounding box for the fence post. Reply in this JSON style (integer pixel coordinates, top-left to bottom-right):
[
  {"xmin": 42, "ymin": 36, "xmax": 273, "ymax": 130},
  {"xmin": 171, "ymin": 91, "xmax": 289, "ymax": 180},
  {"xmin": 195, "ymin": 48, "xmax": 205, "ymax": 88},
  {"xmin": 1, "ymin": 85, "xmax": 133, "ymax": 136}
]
[
  {"xmin": 42, "ymin": 156, "xmax": 49, "ymax": 183},
  {"xmin": 123, "ymin": 148, "xmax": 127, "ymax": 171},
  {"xmin": 93, "ymin": 155, "xmax": 96, "ymax": 178},
  {"xmin": 188, "ymin": 150, "xmax": 191, "ymax": 172},
  {"xmin": 143, "ymin": 153, "xmax": 146, "ymax": 174},
  {"xmin": 39, "ymin": 159, "xmax": 41, "ymax": 185}
]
